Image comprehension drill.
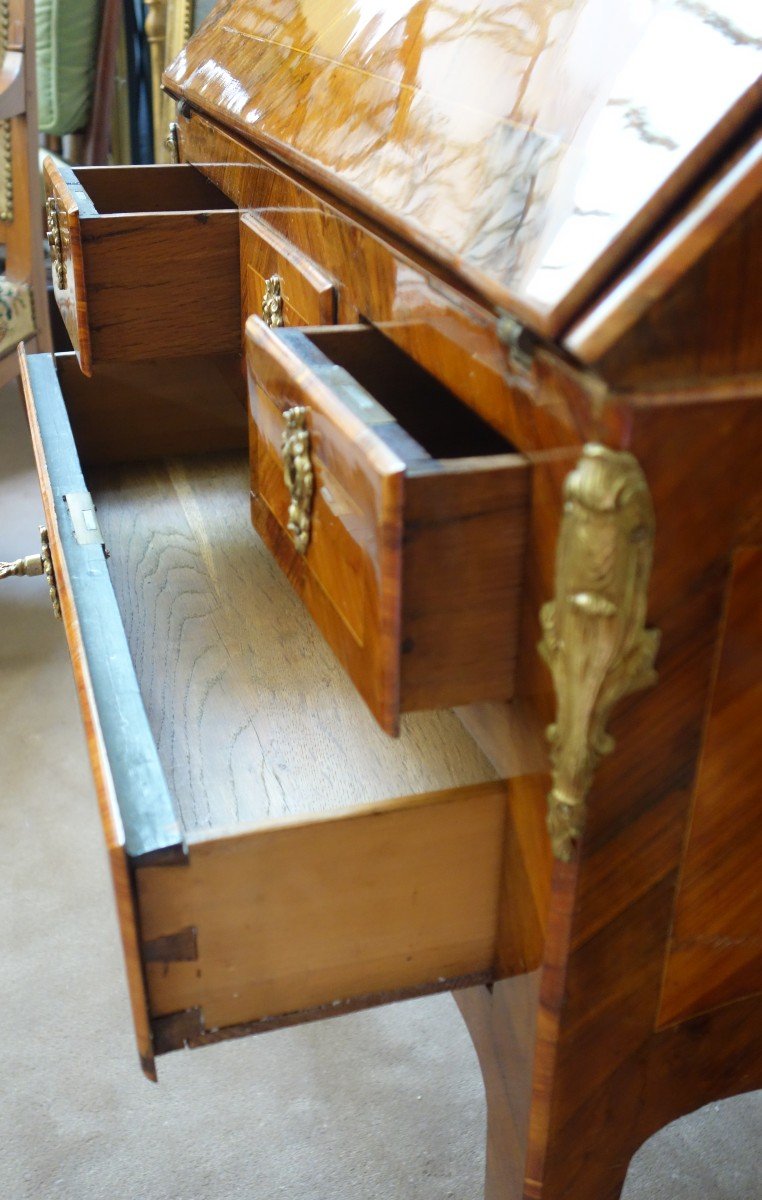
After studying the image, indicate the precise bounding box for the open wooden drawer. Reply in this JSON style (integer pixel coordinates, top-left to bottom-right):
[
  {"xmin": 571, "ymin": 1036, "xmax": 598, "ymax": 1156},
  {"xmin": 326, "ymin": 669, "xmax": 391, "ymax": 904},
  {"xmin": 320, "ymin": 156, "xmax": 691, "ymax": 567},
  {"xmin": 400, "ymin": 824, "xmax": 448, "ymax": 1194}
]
[
  {"xmin": 19, "ymin": 347, "xmax": 545, "ymax": 1079},
  {"xmin": 43, "ymin": 162, "xmax": 241, "ymax": 374},
  {"xmin": 247, "ymin": 320, "xmax": 531, "ymax": 733}
]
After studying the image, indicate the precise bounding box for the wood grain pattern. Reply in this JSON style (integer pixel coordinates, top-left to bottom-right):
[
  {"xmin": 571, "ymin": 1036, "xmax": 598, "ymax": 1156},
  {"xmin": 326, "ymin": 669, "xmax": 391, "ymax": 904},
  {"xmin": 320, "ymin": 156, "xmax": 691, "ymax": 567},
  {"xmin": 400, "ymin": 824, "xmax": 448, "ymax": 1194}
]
[
  {"xmin": 43, "ymin": 163, "xmax": 241, "ymax": 373},
  {"xmin": 659, "ymin": 545, "xmax": 762, "ymax": 1026},
  {"xmin": 401, "ymin": 461, "xmax": 530, "ymax": 712},
  {"xmin": 241, "ymin": 210, "xmax": 336, "ymax": 328},
  {"xmin": 566, "ymin": 135, "xmax": 762, "ymax": 372},
  {"xmin": 515, "ymin": 396, "xmax": 762, "ymax": 1200},
  {"xmin": 247, "ymin": 320, "xmax": 530, "ymax": 728},
  {"xmin": 136, "ymin": 782, "xmax": 508, "ymax": 1034},
  {"xmin": 248, "ymin": 319, "xmax": 407, "ymax": 732},
  {"xmin": 178, "ymin": 117, "xmax": 604, "ymax": 446},
  {"xmin": 18, "ymin": 348, "xmax": 177, "ymax": 1080},
  {"xmin": 43, "ymin": 156, "xmax": 91, "ymax": 368},
  {"xmin": 90, "ymin": 450, "xmax": 498, "ymax": 834},
  {"xmin": 164, "ymin": 0, "xmax": 762, "ymax": 335},
  {"xmin": 59, "ymin": 353, "xmax": 247, "ymax": 465}
]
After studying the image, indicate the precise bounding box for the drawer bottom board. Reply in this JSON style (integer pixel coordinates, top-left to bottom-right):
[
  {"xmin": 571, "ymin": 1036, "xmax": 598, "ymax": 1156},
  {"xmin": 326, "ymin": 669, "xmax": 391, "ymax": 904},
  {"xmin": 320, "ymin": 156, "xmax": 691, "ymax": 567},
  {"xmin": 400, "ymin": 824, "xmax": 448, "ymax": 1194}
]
[{"xmin": 90, "ymin": 451, "xmax": 497, "ymax": 835}]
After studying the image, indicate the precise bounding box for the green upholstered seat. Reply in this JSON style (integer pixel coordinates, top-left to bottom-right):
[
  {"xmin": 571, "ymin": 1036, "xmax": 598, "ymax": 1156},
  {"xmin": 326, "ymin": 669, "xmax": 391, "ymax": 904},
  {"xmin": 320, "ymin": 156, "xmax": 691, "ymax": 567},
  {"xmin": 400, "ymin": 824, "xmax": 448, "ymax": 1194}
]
[{"xmin": 35, "ymin": 0, "xmax": 102, "ymax": 135}]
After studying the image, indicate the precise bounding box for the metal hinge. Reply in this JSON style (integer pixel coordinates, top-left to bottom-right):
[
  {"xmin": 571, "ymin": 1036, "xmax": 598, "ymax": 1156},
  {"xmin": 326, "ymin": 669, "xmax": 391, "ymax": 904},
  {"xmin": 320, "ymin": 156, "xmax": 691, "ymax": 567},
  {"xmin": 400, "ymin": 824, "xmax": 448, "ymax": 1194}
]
[
  {"xmin": 165, "ymin": 121, "xmax": 179, "ymax": 163},
  {"xmin": 64, "ymin": 491, "xmax": 104, "ymax": 547},
  {"xmin": 496, "ymin": 312, "xmax": 538, "ymax": 373}
]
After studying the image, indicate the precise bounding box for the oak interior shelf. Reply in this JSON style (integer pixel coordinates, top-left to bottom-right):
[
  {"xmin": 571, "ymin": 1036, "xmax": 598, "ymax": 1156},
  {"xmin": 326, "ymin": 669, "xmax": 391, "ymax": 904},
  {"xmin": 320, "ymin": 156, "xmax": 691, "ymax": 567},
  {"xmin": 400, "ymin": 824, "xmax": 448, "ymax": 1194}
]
[{"xmin": 90, "ymin": 449, "xmax": 497, "ymax": 836}]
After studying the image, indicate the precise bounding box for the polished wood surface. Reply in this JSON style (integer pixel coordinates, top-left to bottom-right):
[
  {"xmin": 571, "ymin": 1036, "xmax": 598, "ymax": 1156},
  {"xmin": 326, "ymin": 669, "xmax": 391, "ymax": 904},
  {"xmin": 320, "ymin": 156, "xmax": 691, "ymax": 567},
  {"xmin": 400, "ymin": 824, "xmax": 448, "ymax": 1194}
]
[
  {"xmin": 249, "ymin": 319, "xmax": 407, "ymax": 733},
  {"xmin": 248, "ymin": 320, "xmax": 529, "ymax": 729},
  {"xmin": 43, "ymin": 162, "xmax": 241, "ymax": 374},
  {"xmin": 165, "ymin": 0, "xmax": 761, "ymax": 335},
  {"xmin": 568, "ymin": 135, "xmax": 762, "ymax": 385},
  {"xmin": 137, "ymin": 781, "xmax": 506, "ymax": 1039},
  {"xmin": 241, "ymin": 210, "xmax": 337, "ymax": 327},
  {"xmin": 659, "ymin": 545, "xmax": 762, "ymax": 1026}
]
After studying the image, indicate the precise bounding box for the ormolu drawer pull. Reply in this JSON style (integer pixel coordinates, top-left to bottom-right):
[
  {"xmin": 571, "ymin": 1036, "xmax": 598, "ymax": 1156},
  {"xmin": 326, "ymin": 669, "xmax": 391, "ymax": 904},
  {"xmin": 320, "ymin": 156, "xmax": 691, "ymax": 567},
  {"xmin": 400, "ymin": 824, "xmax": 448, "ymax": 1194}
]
[
  {"xmin": 281, "ymin": 406, "xmax": 313, "ymax": 554},
  {"xmin": 1, "ymin": 527, "xmax": 61, "ymax": 618},
  {"xmin": 262, "ymin": 274, "xmax": 284, "ymax": 327},
  {"xmin": 46, "ymin": 197, "xmax": 66, "ymax": 290}
]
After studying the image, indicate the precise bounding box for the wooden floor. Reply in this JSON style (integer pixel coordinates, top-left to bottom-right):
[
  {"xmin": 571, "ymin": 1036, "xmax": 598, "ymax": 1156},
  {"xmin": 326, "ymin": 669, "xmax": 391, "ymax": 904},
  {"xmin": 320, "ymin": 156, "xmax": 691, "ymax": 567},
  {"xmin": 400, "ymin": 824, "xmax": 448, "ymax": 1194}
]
[{"xmin": 91, "ymin": 451, "xmax": 496, "ymax": 834}]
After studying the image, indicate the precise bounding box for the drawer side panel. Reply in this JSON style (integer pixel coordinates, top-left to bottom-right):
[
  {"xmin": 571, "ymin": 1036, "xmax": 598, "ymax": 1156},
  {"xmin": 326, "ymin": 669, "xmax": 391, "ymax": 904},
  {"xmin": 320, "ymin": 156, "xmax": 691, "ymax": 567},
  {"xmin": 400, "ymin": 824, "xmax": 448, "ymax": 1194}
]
[
  {"xmin": 20, "ymin": 352, "xmax": 184, "ymax": 862},
  {"xmin": 18, "ymin": 349, "xmax": 187, "ymax": 1076}
]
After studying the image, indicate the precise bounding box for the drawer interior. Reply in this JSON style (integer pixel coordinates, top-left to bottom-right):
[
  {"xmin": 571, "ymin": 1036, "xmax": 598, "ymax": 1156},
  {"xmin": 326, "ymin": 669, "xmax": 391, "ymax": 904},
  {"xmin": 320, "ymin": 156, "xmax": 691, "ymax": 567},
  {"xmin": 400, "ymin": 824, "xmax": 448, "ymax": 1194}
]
[
  {"xmin": 69, "ymin": 164, "xmax": 238, "ymax": 216},
  {"xmin": 301, "ymin": 327, "xmax": 514, "ymax": 461},
  {"xmin": 89, "ymin": 453, "xmax": 498, "ymax": 835},
  {"xmin": 61, "ymin": 355, "xmax": 497, "ymax": 835}
]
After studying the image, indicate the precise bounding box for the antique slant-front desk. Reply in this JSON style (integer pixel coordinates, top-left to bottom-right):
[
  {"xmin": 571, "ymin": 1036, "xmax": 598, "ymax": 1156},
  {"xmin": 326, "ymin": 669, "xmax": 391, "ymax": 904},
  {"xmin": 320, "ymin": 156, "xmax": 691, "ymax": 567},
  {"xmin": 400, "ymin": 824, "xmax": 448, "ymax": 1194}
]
[{"xmin": 14, "ymin": 2, "xmax": 762, "ymax": 1197}]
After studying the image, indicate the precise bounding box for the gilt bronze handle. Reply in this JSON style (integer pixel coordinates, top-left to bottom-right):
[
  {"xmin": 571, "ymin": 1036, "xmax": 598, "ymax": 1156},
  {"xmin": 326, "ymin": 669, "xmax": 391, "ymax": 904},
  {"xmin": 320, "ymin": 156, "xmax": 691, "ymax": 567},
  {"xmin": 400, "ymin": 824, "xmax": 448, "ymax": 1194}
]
[
  {"xmin": 1, "ymin": 527, "xmax": 61, "ymax": 618},
  {"xmin": 46, "ymin": 197, "xmax": 66, "ymax": 290},
  {"xmin": 262, "ymin": 275, "xmax": 284, "ymax": 327},
  {"xmin": 281, "ymin": 406, "xmax": 313, "ymax": 554}
]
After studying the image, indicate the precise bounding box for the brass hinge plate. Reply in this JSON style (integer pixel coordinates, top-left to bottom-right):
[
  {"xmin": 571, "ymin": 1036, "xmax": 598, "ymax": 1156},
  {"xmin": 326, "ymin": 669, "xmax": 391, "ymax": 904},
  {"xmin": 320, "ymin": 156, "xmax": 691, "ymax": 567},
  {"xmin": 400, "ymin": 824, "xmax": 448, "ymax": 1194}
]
[
  {"xmin": 497, "ymin": 312, "xmax": 537, "ymax": 372},
  {"xmin": 64, "ymin": 491, "xmax": 104, "ymax": 547},
  {"xmin": 165, "ymin": 121, "xmax": 179, "ymax": 163}
]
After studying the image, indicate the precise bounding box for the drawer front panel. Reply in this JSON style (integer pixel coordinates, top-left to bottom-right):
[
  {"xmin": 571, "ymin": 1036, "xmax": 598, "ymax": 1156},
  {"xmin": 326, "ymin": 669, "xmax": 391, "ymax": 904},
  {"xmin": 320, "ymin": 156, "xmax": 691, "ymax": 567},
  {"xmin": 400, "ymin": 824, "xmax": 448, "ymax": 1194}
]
[
  {"xmin": 241, "ymin": 211, "xmax": 336, "ymax": 327},
  {"xmin": 43, "ymin": 161, "xmax": 241, "ymax": 374},
  {"xmin": 248, "ymin": 318, "xmax": 406, "ymax": 730},
  {"xmin": 44, "ymin": 157, "xmax": 90, "ymax": 363},
  {"xmin": 256, "ymin": 387, "xmax": 368, "ymax": 640}
]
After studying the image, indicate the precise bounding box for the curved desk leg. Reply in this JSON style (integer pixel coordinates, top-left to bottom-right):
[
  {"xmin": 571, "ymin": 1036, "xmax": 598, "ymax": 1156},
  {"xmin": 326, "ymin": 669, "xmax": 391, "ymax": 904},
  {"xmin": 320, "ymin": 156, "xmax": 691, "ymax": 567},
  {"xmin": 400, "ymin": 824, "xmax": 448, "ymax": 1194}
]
[{"xmin": 456, "ymin": 975, "xmax": 541, "ymax": 1200}]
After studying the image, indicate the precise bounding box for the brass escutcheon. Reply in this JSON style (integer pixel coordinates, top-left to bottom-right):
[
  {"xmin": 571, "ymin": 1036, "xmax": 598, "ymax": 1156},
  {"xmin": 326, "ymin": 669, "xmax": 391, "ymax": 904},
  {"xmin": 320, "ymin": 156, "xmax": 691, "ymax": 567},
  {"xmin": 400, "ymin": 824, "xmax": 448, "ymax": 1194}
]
[
  {"xmin": 262, "ymin": 275, "xmax": 284, "ymax": 327},
  {"xmin": 46, "ymin": 197, "xmax": 66, "ymax": 290},
  {"xmin": 281, "ymin": 406, "xmax": 313, "ymax": 554}
]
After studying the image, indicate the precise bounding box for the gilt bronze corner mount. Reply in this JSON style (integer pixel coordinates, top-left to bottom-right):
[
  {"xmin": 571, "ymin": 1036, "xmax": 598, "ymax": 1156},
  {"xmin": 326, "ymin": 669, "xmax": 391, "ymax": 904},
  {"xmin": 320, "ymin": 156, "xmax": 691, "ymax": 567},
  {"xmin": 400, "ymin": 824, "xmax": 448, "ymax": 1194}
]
[{"xmin": 539, "ymin": 444, "xmax": 660, "ymax": 861}]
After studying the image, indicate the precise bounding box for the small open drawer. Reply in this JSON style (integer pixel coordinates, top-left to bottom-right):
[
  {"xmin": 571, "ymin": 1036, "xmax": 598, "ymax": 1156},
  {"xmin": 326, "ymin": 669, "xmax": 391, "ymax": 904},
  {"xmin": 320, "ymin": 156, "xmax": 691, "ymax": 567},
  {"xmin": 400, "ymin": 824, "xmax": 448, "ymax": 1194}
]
[
  {"xmin": 247, "ymin": 320, "xmax": 531, "ymax": 734},
  {"xmin": 18, "ymin": 348, "xmax": 545, "ymax": 1078},
  {"xmin": 43, "ymin": 161, "xmax": 241, "ymax": 374}
]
